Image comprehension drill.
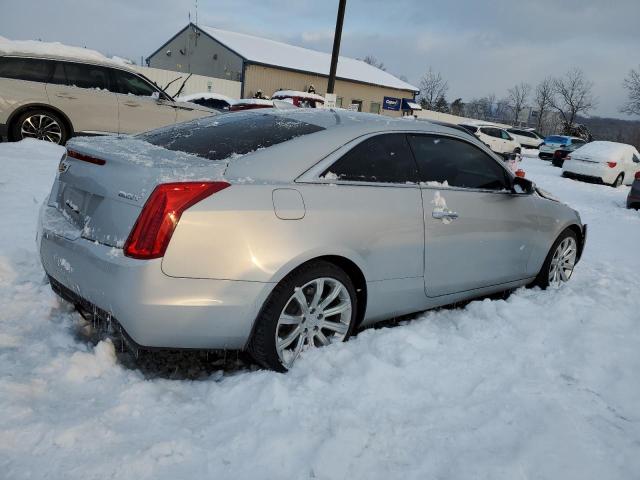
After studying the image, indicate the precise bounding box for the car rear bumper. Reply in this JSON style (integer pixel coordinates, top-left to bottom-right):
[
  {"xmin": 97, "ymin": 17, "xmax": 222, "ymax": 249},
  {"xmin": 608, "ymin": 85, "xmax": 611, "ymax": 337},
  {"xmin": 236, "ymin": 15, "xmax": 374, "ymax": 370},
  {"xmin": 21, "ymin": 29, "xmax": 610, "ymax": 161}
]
[
  {"xmin": 628, "ymin": 192, "xmax": 640, "ymax": 209},
  {"xmin": 38, "ymin": 205, "xmax": 273, "ymax": 350},
  {"xmin": 562, "ymin": 161, "xmax": 614, "ymax": 184}
]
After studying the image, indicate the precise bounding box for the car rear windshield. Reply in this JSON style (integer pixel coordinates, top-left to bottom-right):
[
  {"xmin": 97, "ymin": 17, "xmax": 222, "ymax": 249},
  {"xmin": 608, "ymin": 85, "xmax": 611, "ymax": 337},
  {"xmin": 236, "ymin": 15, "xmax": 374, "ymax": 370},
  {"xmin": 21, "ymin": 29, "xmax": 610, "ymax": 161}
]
[
  {"xmin": 546, "ymin": 136, "xmax": 567, "ymax": 143},
  {"xmin": 141, "ymin": 112, "xmax": 325, "ymax": 161}
]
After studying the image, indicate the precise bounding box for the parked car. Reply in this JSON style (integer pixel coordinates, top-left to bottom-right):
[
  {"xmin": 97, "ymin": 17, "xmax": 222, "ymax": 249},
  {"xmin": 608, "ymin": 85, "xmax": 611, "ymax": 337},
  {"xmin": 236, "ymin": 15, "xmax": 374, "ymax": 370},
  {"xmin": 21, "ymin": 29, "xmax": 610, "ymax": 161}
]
[
  {"xmin": 38, "ymin": 110, "xmax": 586, "ymax": 371},
  {"xmin": 177, "ymin": 92, "xmax": 237, "ymax": 111},
  {"xmin": 539, "ymin": 136, "xmax": 586, "ymax": 161},
  {"xmin": 507, "ymin": 127, "xmax": 544, "ymax": 149},
  {"xmin": 0, "ymin": 52, "xmax": 215, "ymax": 145},
  {"xmin": 271, "ymin": 90, "xmax": 325, "ymax": 108},
  {"xmin": 627, "ymin": 172, "xmax": 640, "ymax": 209},
  {"xmin": 459, "ymin": 124, "xmax": 521, "ymax": 158},
  {"xmin": 562, "ymin": 141, "xmax": 640, "ymax": 187},
  {"xmin": 229, "ymin": 98, "xmax": 274, "ymax": 111}
]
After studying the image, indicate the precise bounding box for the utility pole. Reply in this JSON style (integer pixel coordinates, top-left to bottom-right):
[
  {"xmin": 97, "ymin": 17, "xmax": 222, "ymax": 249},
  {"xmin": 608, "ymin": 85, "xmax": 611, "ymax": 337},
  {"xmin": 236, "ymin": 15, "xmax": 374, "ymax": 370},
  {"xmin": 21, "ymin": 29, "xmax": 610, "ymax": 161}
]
[{"xmin": 327, "ymin": 0, "xmax": 346, "ymax": 94}]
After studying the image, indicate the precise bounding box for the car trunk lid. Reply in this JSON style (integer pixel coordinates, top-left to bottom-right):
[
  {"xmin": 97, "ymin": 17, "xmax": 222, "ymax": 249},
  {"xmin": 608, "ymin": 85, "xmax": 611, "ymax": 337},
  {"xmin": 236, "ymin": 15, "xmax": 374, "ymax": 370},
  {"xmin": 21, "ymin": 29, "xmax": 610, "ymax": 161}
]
[{"xmin": 49, "ymin": 136, "xmax": 227, "ymax": 248}]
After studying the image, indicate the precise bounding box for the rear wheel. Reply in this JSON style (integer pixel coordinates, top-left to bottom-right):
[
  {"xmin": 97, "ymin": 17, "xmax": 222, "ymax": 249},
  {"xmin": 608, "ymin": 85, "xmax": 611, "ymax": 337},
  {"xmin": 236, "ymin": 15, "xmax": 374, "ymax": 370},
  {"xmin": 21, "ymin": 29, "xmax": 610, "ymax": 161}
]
[
  {"xmin": 11, "ymin": 109, "xmax": 68, "ymax": 145},
  {"xmin": 611, "ymin": 173, "xmax": 624, "ymax": 188},
  {"xmin": 249, "ymin": 261, "xmax": 357, "ymax": 372},
  {"xmin": 531, "ymin": 229, "xmax": 578, "ymax": 289}
]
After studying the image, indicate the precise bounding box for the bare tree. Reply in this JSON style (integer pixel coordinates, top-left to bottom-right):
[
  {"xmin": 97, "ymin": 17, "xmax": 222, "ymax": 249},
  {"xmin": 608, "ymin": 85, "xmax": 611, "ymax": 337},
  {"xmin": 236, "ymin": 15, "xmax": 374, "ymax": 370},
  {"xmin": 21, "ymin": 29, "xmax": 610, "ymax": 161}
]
[
  {"xmin": 621, "ymin": 66, "xmax": 640, "ymax": 116},
  {"xmin": 450, "ymin": 98, "xmax": 465, "ymax": 116},
  {"xmin": 534, "ymin": 77, "xmax": 554, "ymax": 132},
  {"xmin": 362, "ymin": 55, "xmax": 386, "ymax": 71},
  {"xmin": 550, "ymin": 68, "xmax": 596, "ymax": 127},
  {"xmin": 419, "ymin": 68, "xmax": 448, "ymax": 110},
  {"xmin": 507, "ymin": 82, "xmax": 531, "ymax": 124}
]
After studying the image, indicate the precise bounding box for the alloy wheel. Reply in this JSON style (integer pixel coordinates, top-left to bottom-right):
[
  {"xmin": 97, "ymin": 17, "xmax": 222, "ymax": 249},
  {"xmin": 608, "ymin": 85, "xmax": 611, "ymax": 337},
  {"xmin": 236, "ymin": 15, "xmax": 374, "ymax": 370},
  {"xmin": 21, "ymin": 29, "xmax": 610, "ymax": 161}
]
[
  {"xmin": 548, "ymin": 237, "xmax": 577, "ymax": 285},
  {"xmin": 20, "ymin": 114, "xmax": 63, "ymax": 144},
  {"xmin": 275, "ymin": 277, "xmax": 352, "ymax": 369}
]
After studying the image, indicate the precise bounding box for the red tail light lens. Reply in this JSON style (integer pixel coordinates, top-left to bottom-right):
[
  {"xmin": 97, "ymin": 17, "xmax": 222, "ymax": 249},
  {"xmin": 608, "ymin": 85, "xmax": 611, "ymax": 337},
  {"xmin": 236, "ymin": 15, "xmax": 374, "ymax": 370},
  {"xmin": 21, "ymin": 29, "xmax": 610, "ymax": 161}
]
[
  {"xmin": 635, "ymin": 171, "xmax": 640, "ymax": 180},
  {"xmin": 124, "ymin": 182, "xmax": 230, "ymax": 259},
  {"xmin": 607, "ymin": 161, "xmax": 617, "ymax": 168},
  {"xmin": 66, "ymin": 149, "xmax": 106, "ymax": 165},
  {"xmin": 515, "ymin": 169, "xmax": 526, "ymax": 178}
]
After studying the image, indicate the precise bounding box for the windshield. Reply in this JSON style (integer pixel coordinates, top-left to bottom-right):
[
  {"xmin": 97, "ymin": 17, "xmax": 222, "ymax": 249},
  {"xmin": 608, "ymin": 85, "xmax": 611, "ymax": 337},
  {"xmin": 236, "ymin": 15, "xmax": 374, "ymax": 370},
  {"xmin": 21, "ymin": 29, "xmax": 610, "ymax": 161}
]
[
  {"xmin": 545, "ymin": 136, "xmax": 568, "ymax": 144},
  {"xmin": 140, "ymin": 112, "xmax": 325, "ymax": 161}
]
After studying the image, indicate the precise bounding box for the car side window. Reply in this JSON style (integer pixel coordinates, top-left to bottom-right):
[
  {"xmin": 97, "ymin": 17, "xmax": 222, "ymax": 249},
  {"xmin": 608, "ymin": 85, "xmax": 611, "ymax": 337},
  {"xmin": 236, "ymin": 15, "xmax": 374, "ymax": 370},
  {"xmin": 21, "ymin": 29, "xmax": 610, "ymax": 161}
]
[
  {"xmin": 632, "ymin": 154, "xmax": 640, "ymax": 163},
  {"xmin": 323, "ymin": 133, "xmax": 419, "ymax": 184},
  {"xmin": 0, "ymin": 57, "xmax": 53, "ymax": 83},
  {"xmin": 408, "ymin": 134, "xmax": 510, "ymax": 191},
  {"xmin": 113, "ymin": 70, "xmax": 158, "ymax": 97},
  {"xmin": 49, "ymin": 61, "xmax": 113, "ymax": 91},
  {"xmin": 500, "ymin": 130, "xmax": 512, "ymax": 140}
]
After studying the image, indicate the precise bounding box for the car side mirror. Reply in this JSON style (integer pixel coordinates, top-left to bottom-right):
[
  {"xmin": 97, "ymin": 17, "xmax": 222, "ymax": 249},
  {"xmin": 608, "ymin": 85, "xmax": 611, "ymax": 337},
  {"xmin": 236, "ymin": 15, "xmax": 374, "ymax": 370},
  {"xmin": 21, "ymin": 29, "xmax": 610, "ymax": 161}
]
[{"xmin": 511, "ymin": 176, "xmax": 535, "ymax": 195}]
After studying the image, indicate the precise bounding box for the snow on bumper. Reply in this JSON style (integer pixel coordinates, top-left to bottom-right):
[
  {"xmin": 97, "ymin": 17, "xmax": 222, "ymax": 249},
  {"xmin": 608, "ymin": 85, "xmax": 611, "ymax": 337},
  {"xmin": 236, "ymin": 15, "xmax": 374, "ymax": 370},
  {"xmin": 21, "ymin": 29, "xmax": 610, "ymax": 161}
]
[
  {"xmin": 562, "ymin": 161, "xmax": 614, "ymax": 184},
  {"xmin": 37, "ymin": 205, "xmax": 273, "ymax": 349}
]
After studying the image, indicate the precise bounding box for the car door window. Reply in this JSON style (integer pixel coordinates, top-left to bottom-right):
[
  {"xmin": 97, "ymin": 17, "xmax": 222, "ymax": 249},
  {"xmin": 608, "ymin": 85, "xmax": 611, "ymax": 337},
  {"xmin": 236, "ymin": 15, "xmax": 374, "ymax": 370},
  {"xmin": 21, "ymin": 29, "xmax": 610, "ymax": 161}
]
[
  {"xmin": 633, "ymin": 154, "xmax": 640, "ymax": 164},
  {"xmin": 113, "ymin": 70, "xmax": 158, "ymax": 97},
  {"xmin": 408, "ymin": 134, "xmax": 510, "ymax": 190},
  {"xmin": 49, "ymin": 61, "xmax": 113, "ymax": 91},
  {"xmin": 0, "ymin": 57, "xmax": 53, "ymax": 82},
  {"xmin": 323, "ymin": 133, "xmax": 419, "ymax": 183},
  {"xmin": 500, "ymin": 130, "xmax": 512, "ymax": 140}
]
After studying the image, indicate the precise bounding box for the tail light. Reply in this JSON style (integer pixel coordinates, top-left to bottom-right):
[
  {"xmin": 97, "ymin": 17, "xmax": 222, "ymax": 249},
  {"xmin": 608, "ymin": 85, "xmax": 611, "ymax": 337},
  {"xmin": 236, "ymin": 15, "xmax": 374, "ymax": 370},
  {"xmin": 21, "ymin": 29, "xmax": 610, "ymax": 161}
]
[
  {"xmin": 635, "ymin": 171, "xmax": 640, "ymax": 180},
  {"xmin": 607, "ymin": 161, "xmax": 617, "ymax": 168},
  {"xmin": 124, "ymin": 182, "xmax": 230, "ymax": 259},
  {"xmin": 515, "ymin": 169, "xmax": 526, "ymax": 178},
  {"xmin": 66, "ymin": 149, "xmax": 106, "ymax": 165}
]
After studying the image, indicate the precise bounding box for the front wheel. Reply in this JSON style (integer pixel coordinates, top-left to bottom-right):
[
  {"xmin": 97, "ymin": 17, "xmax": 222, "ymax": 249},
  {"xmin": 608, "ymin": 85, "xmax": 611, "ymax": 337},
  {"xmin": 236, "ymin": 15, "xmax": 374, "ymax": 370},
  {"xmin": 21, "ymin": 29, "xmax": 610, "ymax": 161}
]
[
  {"xmin": 531, "ymin": 229, "xmax": 579, "ymax": 289},
  {"xmin": 249, "ymin": 261, "xmax": 357, "ymax": 371},
  {"xmin": 12, "ymin": 109, "xmax": 68, "ymax": 145}
]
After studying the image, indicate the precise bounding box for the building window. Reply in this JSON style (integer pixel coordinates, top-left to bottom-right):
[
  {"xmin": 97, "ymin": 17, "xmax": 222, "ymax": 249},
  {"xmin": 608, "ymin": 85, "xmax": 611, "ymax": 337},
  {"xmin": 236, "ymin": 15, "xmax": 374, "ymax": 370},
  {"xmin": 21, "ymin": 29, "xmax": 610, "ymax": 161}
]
[
  {"xmin": 336, "ymin": 96, "xmax": 343, "ymax": 108},
  {"xmin": 370, "ymin": 102, "xmax": 381, "ymax": 114},
  {"xmin": 350, "ymin": 99, "xmax": 363, "ymax": 112}
]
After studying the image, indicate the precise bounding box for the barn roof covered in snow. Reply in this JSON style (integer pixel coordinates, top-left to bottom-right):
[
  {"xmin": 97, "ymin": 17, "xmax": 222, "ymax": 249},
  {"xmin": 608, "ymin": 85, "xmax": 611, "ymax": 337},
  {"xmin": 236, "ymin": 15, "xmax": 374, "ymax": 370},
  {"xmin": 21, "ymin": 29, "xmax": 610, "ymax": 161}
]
[{"xmin": 150, "ymin": 24, "xmax": 418, "ymax": 93}]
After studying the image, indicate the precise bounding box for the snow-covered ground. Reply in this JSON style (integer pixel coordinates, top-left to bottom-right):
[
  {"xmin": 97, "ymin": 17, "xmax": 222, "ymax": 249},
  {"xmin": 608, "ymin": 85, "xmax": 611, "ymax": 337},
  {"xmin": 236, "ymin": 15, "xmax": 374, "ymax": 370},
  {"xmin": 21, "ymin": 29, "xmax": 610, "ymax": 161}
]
[{"xmin": 1, "ymin": 140, "xmax": 639, "ymax": 479}]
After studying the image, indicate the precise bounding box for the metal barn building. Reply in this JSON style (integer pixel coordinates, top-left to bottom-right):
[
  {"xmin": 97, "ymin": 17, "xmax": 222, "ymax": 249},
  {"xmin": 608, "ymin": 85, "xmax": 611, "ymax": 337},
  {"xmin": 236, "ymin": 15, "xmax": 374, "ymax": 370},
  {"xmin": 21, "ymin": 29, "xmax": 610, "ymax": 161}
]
[{"xmin": 147, "ymin": 23, "xmax": 419, "ymax": 117}]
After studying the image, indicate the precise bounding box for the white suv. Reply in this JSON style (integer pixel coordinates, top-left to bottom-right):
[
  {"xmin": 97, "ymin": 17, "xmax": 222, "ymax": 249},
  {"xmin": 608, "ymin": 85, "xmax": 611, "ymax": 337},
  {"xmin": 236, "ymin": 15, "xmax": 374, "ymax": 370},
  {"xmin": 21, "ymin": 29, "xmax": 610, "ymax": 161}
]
[
  {"xmin": 459, "ymin": 124, "xmax": 521, "ymax": 157},
  {"xmin": 507, "ymin": 127, "xmax": 544, "ymax": 149},
  {"xmin": 0, "ymin": 53, "xmax": 215, "ymax": 144}
]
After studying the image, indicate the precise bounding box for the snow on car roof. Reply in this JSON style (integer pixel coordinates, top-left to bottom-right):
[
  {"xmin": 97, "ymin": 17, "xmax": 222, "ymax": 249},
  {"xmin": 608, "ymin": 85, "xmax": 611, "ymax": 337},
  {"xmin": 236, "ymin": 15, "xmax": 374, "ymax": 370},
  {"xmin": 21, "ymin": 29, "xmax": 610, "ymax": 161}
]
[
  {"xmin": 573, "ymin": 141, "xmax": 638, "ymax": 159},
  {"xmin": 0, "ymin": 36, "xmax": 133, "ymax": 69},
  {"xmin": 199, "ymin": 26, "xmax": 419, "ymax": 92},
  {"xmin": 177, "ymin": 92, "xmax": 238, "ymax": 104},
  {"xmin": 271, "ymin": 90, "xmax": 326, "ymax": 102},
  {"xmin": 234, "ymin": 99, "xmax": 274, "ymax": 106}
]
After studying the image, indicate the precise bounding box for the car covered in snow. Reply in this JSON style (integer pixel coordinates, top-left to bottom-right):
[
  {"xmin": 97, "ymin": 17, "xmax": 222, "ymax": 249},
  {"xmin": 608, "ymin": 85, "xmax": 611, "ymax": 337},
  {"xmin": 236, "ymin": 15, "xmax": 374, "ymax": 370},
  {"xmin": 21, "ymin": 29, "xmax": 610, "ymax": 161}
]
[
  {"xmin": 271, "ymin": 90, "xmax": 325, "ymax": 108},
  {"xmin": 37, "ymin": 109, "xmax": 587, "ymax": 371},
  {"xmin": 0, "ymin": 38, "xmax": 215, "ymax": 145},
  {"xmin": 539, "ymin": 136, "xmax": 586, "ymax": 162},
  {"xmin": 562, "ymin": 141, "xmax": 640, "ymax": 187}
]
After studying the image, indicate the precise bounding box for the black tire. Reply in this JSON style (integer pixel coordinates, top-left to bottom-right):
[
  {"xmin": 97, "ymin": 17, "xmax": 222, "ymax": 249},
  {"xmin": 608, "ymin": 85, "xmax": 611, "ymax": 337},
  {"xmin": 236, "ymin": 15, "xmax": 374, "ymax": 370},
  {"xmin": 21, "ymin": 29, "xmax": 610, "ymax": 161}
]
[
  {"xmin": 611, "ymin": 173, "xmax": 624, "ymax": 188},
  {"xmin": 248, "ymin": 261, "xmax": 357, "ymax": 372},
  {"xmin": 530, "ymin": 229, "xmax": 579, "ymax": 290},
  {"xmin": 11, "ymin": 109, "xmax": 69, "ymax": 145}
]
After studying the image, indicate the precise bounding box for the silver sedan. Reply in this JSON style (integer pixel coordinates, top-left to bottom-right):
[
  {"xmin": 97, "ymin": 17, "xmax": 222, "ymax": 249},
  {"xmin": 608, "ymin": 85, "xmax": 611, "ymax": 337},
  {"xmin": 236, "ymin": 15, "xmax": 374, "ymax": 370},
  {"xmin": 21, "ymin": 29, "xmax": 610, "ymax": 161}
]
[{"xmin": 37, "ymin": 109, "xmax": 587, "ymax": 371}]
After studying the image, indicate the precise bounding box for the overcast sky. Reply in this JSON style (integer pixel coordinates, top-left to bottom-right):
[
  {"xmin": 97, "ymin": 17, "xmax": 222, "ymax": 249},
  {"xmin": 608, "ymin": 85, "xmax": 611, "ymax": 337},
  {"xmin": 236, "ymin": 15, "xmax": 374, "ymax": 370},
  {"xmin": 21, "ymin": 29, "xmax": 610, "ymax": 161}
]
[{"xmin": 1, "ymin": 0, "xmax": 638, "ymax": 118}]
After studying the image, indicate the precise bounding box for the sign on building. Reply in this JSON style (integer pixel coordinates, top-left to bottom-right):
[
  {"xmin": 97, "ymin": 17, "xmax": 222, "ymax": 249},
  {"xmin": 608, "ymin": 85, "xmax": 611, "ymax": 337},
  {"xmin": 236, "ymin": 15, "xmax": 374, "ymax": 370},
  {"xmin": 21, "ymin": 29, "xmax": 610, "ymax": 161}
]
[
  {"xmin": 383, "ymin": 96, "xmax": 401, "ymax": 111},
  {"xmin": 324, "ymin": 93, "xmax": 337, "ymax": 109}
]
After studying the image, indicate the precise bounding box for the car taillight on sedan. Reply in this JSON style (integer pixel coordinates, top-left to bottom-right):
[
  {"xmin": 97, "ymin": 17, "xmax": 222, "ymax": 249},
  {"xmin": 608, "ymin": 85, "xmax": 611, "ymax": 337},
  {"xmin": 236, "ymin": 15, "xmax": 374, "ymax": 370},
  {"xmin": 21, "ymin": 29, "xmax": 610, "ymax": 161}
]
[
  {"xmin": 607, "ymin": 161, "xmax": 617, "ymax": 168},
  {"xmin": 635, "ymin": 171, "xmax": 640, "ymax": 180},
  {"xmin": 124, "ymin": 182, "xmax": 230, "ymax": 259}
]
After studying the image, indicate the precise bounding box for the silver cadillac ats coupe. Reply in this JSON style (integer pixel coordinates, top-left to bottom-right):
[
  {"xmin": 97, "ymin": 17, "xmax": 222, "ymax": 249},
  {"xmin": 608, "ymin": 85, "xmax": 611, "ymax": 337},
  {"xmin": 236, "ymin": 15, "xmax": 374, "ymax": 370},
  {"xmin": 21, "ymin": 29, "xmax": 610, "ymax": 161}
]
[{"xmin": 37, "ymin": 109, "xmax": 587, "ymax": 371}]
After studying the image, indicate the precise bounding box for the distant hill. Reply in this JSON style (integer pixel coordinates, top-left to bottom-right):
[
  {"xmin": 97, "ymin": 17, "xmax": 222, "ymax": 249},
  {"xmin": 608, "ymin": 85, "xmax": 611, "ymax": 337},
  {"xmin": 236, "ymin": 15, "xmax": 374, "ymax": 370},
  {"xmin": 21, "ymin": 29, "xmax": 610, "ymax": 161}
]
[{"xmin": 578, "ymin": 116, "xmax": 640, "ymax": 149}]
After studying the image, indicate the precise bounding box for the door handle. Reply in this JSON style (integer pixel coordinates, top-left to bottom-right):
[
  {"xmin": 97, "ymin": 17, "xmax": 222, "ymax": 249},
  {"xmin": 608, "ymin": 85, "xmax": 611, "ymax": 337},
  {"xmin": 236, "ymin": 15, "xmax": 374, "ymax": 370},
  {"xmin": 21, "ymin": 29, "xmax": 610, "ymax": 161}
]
[
  {"xmin": 432, "ymin": 210, "xmax": 459, "ymax": 220},
  {"xmin": 55, "ymin": 93, "xmax": 77, "ymax": 100},
  {"xmin": 123, "ymin": 101, "xmax": 140, "ymax": 107}
]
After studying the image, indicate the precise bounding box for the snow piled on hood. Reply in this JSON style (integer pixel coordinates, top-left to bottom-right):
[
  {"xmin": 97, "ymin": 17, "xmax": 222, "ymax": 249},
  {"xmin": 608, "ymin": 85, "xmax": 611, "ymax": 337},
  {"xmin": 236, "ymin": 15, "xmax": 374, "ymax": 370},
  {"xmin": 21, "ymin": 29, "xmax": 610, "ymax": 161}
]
[{"xmin": 1, "ymin": 140, "xmax": 640, "ymax": 479}]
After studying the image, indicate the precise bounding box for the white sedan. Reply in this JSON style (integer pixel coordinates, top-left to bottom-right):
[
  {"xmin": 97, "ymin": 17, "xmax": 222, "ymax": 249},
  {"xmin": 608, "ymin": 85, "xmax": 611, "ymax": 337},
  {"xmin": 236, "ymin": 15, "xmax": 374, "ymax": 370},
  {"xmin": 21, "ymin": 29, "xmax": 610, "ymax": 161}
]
[{"xmin": 562, "ymin": 141, "xmax": 640, "ymax": 187}]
